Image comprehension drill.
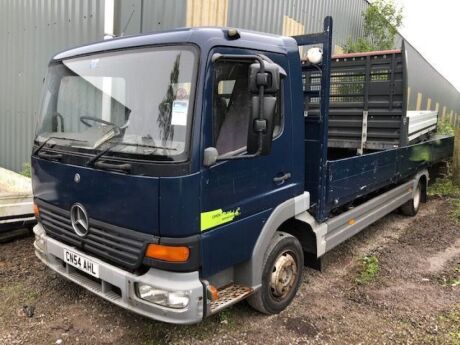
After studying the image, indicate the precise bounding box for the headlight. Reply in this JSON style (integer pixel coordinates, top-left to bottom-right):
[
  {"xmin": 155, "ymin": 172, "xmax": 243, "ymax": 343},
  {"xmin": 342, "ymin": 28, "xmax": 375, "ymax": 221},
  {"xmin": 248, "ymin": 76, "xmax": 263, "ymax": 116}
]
[
  {"xmin": 136, "ymin": 284, "xmax": 190, "ymax": 309},
  {"xmin": 33, "ymin": 225, "xmax": 46, "ymax": 252}
]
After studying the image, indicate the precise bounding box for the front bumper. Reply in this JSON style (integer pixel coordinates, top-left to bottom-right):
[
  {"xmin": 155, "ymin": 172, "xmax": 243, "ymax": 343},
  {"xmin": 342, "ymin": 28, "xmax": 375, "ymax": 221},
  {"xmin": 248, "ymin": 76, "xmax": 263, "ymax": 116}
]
[{"xmin": 33, "ymin": 223, "xmax": 204, "ymax": 324}]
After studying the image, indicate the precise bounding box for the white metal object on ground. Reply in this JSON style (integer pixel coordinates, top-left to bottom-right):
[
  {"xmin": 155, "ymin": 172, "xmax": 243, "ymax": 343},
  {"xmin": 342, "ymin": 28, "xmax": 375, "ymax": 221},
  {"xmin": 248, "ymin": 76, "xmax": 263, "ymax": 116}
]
[{"xmin": 0, "ymin": 167, "xmax": 34, "ymax": 225}]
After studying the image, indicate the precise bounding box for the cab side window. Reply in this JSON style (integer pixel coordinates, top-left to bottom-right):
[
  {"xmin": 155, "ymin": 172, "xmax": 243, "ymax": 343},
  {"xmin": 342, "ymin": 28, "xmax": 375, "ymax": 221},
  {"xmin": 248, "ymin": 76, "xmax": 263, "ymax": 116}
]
[{"xmin": 213, "ymin": 61, "xmax": 282, "ymax": 156}]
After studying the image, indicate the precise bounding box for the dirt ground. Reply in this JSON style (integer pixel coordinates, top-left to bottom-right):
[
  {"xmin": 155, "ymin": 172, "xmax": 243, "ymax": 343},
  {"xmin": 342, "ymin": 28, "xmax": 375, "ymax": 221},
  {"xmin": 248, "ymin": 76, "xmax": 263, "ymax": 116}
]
[{"xmin": 1, "ymin": 197, "xmax": 459, "ymax": 345}]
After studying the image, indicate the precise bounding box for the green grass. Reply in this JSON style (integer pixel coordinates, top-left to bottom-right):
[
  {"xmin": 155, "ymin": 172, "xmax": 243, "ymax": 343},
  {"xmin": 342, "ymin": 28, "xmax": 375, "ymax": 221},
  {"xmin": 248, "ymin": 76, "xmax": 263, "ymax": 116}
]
[
  {"xmin": 439, "ymin": 265, "xmax": 460, "ymax": 288},
  {"xmin": 455, "ymin": 200, "xmax": 460, "ymax": 222},
  {"xmin": 437, "ymin": 119, "xmax": 455, "ymax": 136},
  {"xmin": 217, "ymin": 308, "xmax": 236, "ymax": 326},
  {"xmin": 0, "ymin": 282, "xmax": 39, "ymax": 317},
  {"xmin": 439, "ymin": 309, "xmax": 460, "ymax": 345},
  {"xmin": 428, "ymin": 178, "xmax": 460, "ymax": 222},
  {"xmin": 428, "ymin": 178, "xmax": 460, "ymax": 198},
  {"xmin": 20, "ymin": 162, "xmax": 31, "ymax": 178},
  {"xmin": 413, "ymin": 307, "xmax": 460, "ymax": 345},
  {"xmin": 137, "ymin": 307, "xmax": 239, "ymax": 344},
  {"xmin": 356, "ymin": 255, "xmax": 379, "ymax": 284}
]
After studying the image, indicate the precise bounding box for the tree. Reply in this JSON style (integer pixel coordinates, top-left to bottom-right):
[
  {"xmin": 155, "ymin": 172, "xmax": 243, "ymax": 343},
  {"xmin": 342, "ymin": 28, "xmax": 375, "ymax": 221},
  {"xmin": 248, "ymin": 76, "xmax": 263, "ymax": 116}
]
[
  {"xmin": 157, "ymin": 54, "xmax": 181, "ymax": 146},
  {"xmin": 344, "ymin": 0, "xmax": 403, "ymax": 53}
]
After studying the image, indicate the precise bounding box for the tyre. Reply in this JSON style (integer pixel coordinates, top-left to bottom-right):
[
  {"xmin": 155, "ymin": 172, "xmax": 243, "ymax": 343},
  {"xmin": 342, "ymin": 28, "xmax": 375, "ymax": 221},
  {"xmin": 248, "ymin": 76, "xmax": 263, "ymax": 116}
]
[
  {"xmin": 400, "ymin": 181, "xmax": 422, "ymax": 216},
  {"xmin": 247, "ymin": 231, "xmax": 303, "ymax": 314}
]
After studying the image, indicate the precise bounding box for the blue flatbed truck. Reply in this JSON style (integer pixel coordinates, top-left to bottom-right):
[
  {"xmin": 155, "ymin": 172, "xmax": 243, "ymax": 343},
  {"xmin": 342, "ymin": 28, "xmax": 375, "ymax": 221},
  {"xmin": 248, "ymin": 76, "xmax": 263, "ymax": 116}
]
[{"xmin": 32, "ymin": 17, "xmax": 453, "ymax": 324}]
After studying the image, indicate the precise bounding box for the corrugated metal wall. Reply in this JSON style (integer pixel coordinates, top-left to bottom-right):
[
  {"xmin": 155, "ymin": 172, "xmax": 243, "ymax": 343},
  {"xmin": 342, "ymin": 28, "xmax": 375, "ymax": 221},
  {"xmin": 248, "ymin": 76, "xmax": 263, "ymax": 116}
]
[
  {"xmin": 0, "ymin": 0, "xmax": 105, "ymax": 172},
  {"xmin": 225, "ymin": 0, "xmax": 367, "ymax": 48},
  {"xmin": 405, "ymin": 41, "xmax": 460, "ymax": 126},
  {"xmin": 132, "ymin": 0, "xmax": 368, "ymax": 48},
  {"xmin": 1, "ymin": 0, "xmax": 459, "ymax": 171}
]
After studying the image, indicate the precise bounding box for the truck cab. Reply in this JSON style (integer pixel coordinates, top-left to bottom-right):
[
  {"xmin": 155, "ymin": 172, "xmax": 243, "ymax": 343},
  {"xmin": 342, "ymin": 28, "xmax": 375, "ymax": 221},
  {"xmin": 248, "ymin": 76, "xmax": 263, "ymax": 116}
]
[{"xmin": 32, "ymin": 26, "xmax": 311, "ymax": 324}]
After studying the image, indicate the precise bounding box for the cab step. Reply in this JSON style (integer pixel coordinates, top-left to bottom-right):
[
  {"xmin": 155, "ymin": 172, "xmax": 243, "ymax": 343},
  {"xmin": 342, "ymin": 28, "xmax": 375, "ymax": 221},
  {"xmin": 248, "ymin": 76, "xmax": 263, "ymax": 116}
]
[{"xmin": 209, "ymin": 284, "xmax": 253, "ymax": 314}]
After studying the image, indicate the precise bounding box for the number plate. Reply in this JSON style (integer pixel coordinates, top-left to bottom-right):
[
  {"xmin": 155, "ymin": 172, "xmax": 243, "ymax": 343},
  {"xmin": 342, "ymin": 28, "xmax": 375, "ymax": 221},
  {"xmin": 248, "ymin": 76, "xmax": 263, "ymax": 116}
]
[{"xmin": 63, "ymin": 249, "xmax": 100, "ymax": 278}]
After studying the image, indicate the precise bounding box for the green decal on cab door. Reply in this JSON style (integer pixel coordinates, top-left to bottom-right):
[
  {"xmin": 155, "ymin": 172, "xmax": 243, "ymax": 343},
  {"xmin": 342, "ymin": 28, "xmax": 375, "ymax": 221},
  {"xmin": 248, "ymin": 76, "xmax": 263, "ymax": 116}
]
[{"xmin": 200, "ymin": 207, "xmax": 241, "ymax": 231}]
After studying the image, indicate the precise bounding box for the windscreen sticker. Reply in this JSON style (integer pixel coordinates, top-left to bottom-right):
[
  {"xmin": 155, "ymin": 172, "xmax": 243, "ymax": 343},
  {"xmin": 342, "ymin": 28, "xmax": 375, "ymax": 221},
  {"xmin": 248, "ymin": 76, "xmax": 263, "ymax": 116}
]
[
  {"xmin": 201, "ymin": 207, "xmax": 241, "ymax": 232},
  {"xmin": 171, "ymin": 100, "xmax": 188, "ymax": 126}
]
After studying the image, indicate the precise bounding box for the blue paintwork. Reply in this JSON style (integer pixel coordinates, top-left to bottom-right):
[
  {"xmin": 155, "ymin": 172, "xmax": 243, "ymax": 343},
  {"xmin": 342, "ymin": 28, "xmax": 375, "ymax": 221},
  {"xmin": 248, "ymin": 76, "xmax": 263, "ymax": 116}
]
[
  {"xmin": 52, "ymin": 28, "xmax": 297, "ymax": 63},
  {"xmin": 325, "ymin": 135, "xmax": 454, "ymax": 214},
  {"xmin": 32, "ymin": 157, "xmax": 160, "ymax": 235},
  {"xmin": 201, "ymin": 209, "xmax": 272, "ymax": 277},
  {"xmin": 293, "ymin": 17, "xmax": 333, "ymax": 222},
  {"xmin": 198, "ymin": 46, "xmax": 304, "ymax": 277},
  {"xmin": 159, "ymin": 172, "xmax": 201, "ymax": 237}
]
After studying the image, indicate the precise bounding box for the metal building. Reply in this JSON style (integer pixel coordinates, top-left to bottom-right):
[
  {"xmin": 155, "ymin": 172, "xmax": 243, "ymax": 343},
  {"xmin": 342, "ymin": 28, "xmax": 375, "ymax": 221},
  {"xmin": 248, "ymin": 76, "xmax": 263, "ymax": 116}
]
[{"xmin": 0, "ymin": 0, "xmax": 458, "ymax": 171}]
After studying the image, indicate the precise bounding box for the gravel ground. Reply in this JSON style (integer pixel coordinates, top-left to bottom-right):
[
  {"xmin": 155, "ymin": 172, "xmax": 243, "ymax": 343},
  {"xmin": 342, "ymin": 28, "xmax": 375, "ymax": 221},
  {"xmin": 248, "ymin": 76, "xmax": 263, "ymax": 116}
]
[{"xmin": 0, "ymin": 197, "xmax": 459, "ymax": 345}]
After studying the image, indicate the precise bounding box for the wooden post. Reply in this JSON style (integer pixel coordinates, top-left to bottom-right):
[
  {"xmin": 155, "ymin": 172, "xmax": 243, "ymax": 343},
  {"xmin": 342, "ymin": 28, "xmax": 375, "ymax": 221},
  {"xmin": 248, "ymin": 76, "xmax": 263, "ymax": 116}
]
[{"xmin": 454, "ymin": 128, "xmax": 460, "ymax": 185}]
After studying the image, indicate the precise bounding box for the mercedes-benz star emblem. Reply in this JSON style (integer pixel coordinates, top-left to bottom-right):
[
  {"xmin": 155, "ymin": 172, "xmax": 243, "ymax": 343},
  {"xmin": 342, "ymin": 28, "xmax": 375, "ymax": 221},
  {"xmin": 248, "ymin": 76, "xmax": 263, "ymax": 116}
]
[
  {"xmin": 70, "ymin": 203, "xmax": 89, "ymax": 237},
  {"xmin": 74, "ymin": 173, "xmax": 80, "ymax": 183}
]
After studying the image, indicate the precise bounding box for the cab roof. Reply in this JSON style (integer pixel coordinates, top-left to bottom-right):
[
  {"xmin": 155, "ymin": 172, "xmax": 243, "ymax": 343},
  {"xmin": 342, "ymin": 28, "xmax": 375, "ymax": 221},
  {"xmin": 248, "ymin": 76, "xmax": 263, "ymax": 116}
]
[{"xmin": 52, "ymin": 27, "xmax": 299, "ymax": 61}]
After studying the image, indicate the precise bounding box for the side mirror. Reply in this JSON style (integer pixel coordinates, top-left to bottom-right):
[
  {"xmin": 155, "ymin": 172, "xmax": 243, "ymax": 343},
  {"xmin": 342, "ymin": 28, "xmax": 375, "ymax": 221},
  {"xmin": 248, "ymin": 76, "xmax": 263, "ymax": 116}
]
[
  {"xmin": 247, "ymin": 61, "xmax": 281, "ymax": 155},
  {"xmin": 248, "ymin": 61, "xmax": 282, "ymax": 93},
  {"xmin": 247, "ymin": 96, "xmax": 276, "ymax": 155},
  {"xmin": 203, "ymin": 147, "xmax": 219, "ymax": 167}
]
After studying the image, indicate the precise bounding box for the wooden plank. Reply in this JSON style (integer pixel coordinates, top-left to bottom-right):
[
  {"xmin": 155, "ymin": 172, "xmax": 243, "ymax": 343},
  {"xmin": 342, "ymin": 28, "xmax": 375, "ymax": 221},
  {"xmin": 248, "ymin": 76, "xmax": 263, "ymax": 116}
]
[{"xmin": 186, "ymin": 0, "xmax": 228, "ymax": 27}]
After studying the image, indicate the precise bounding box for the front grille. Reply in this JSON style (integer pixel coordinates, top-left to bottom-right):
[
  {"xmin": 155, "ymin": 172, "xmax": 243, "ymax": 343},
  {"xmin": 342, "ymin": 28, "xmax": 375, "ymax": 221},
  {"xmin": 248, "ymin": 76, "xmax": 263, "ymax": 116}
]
[{"xmin": 37, "ymin": 201, "xmax": 154, "ymax": 271}]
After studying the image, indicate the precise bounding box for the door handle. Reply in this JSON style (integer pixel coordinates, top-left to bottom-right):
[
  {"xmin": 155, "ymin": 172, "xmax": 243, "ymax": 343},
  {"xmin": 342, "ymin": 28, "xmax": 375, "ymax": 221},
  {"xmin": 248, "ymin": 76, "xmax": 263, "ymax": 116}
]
[{"xmin": 273, "ymin": 172, "xmax": 291, "ymax": 184}]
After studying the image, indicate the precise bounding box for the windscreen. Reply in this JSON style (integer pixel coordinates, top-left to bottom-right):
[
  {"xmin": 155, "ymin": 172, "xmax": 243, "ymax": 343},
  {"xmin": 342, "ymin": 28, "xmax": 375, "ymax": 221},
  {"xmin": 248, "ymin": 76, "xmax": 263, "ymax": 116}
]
[{"xmin": 35, "ymin": 46, "xmax": 197, "ymax": 161}]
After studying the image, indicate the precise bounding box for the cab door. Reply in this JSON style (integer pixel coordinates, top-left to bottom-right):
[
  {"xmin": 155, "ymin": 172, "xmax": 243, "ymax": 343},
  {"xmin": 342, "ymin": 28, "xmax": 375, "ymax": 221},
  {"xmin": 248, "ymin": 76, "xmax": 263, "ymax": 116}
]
[{"xmin": 200, "ymin": 47, "xmax": 300, "ymax": 277}]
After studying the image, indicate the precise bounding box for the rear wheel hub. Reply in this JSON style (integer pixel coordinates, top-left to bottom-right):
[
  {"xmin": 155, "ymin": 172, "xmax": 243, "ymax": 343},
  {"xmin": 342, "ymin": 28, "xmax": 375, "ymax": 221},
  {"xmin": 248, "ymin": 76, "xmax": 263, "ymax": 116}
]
[{"xmin": 270, "ymin": 251, "xmax": 297, "ymax": 299}]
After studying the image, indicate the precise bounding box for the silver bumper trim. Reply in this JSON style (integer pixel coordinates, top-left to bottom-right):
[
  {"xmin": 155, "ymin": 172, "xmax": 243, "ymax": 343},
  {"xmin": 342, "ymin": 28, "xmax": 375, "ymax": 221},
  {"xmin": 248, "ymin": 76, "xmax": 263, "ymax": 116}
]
[{"xmin": 33, "ymin": 223, "xmax": 204, "ymax": 324}]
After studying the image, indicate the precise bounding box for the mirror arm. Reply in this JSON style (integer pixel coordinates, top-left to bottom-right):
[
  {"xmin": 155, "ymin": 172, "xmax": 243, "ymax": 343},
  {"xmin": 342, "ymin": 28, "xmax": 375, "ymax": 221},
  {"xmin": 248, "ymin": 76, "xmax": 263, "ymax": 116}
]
[{"xmin": 255, "ymin": 55, "xmax": 265, "ymax": 156}]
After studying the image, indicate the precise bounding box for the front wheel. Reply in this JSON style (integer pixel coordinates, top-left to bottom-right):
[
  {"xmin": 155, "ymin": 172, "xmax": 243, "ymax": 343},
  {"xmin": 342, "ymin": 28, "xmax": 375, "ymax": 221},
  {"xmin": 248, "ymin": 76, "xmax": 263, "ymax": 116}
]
[
  {"xmin": 400, "ymin": 182, "xmax": 422, "ymax": 216},
  {"xmin": 247, "ymin": 231, "xmax": 303, "ymax": 314}
]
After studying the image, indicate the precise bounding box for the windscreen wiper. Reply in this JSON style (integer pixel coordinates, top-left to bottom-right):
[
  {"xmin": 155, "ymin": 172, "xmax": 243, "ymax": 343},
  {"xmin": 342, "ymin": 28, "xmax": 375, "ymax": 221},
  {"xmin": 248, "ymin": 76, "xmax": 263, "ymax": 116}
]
[
  {"xmin": 86, "ymin": 140, "xmax": 122, "ymax": 167},
  {"xmin": 87, "ymin": 141, "xmax": 176, "ymax": 167},
  {"xmin": 33, "ymin": 136, "xmax": 87, "ymax": 155}
]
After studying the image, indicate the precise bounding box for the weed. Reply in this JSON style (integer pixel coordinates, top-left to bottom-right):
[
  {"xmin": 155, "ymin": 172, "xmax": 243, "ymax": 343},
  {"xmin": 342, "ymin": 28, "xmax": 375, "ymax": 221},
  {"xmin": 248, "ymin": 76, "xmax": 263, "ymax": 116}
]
[
  {"xmin": 428, "ymin": 179, "xmax": 460, "ymax": 222},
  {"xmin": 20, "ymin": 162, "xmax": 31, "ymax": 178},
  {"xmin": 218, "ymin": 308, "xmax": 235, "ymax": 326},
  {"xmin": 440, "ymin": 309, "xmax": 460, "ymax": 345},
  {"xmin": 453, "ymin": 199, "xmax": 460, "ymax": 222},
  {"xmin": 438, "ymin": 265, "xmax": 460, "ymax": 288},
  {"xmin": 437, "ymin": 119, "xmax": 455, "ymax": 136},
  {"xmin": 428, "ymin": 178, "xmax": 460, "ymax": 199},
  {"xmin": 356, "ymin": 255, "xmax": 379, "ymax": 284}
]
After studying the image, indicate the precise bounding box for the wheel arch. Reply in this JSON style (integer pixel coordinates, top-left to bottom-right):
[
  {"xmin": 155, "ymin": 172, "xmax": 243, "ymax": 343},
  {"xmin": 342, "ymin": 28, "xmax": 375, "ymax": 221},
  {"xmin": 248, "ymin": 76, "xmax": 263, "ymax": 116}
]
[{"xmin": 234, "ymin": 192, "xmax": 313, "ymax": 289}]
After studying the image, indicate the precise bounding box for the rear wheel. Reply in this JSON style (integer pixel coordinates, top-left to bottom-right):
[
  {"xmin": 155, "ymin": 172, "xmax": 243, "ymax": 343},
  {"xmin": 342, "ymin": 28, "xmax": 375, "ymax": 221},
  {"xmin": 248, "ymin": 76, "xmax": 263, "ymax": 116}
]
[
  {"xmin": 400, "ymin": 182, "xmax": 422, "ymax": 216},
  {"xmin": 247, "ymin": 231, "xmax": 303, "ymax": 314}
]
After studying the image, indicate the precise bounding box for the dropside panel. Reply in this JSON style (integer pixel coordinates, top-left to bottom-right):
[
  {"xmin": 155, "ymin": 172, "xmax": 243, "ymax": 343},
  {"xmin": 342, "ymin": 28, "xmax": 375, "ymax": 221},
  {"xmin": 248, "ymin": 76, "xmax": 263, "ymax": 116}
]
[{"xmin": 322, "ymin": 135, "xmax": 454, "ymax": 219}]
